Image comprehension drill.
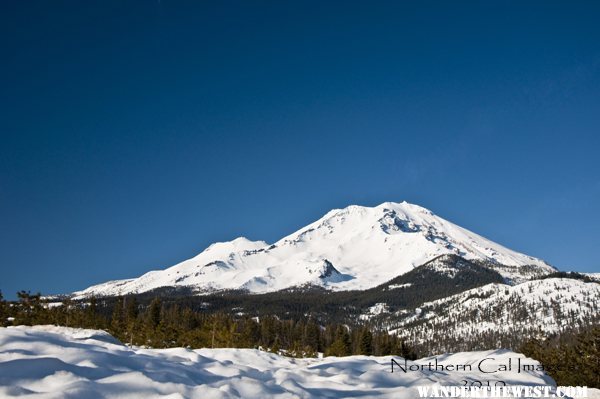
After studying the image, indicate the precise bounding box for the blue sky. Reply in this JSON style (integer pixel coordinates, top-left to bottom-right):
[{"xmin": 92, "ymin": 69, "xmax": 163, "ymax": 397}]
[{"xmin": 1, "ymin": 1, "xmax": 599, "ymax": 299}]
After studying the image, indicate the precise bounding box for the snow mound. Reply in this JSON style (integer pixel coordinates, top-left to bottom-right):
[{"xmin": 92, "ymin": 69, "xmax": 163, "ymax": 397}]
[{"xmin": 0, "ymin": 326, "xmax": 559, "ymax": 399}]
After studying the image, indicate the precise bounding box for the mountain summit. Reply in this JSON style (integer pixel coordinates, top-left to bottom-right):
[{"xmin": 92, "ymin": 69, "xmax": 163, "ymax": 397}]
[{"xmin": 74, "ymin": 201, "xmax": 555, "ymax": 297}]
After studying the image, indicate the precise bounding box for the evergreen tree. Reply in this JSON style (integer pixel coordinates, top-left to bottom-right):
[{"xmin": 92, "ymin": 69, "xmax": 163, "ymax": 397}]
[
  {"xmin": 85, "ymin": 297, "xmax": 99, "ymax": 329},
  {"xmin": 241, "ymin": 317, "xmax": 260, "ymax": 348},
  {"xmin": 375, "ymin": 333, "xmax": 391, "ymax": 355},
  {"xmin": 327, "ymin": 325, "xmax": 351, "ymax": 357},
  {"xmin": 16, "ymin": 291, "xmax": 44, "ymax": 325},
  {"xmin": 520, "ymin": 327, "xmax": 600, "ymax": 388},
  {"xmin": 110, "ymin": 297, "xmax": 125, "ymax": 334},
  {"xmin": 303, "ymin": 319, "xmax": 320, "ymax": 353},
  {"xmin": 147, "ymin": 297, "xmax": 162, "ymax": 330},
  {"xmin": 1, "ymin": 289, "xmax": 419, "ymax": 361},
  {"xmin": 271, "ymin": 335, "xmax": 281, "ymax": 354},
  {"xmin": 573, "ymin": 327, "xmax": 599, "ymax": 388},
  {"xmin": 359, "ymin": 327, "xmax": 373, "ymax": 356},
  {"xmin": 124, "ymin": 296, "xmax": 139, "ymax": 345}
]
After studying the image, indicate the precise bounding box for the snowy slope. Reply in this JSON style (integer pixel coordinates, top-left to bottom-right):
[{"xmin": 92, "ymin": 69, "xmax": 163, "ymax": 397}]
[
  {"xmin": 0, "ymin": 325, "xmax": 560, "ymax": 399},
  {"xmin": 74, "ymin": 201, "xmax": 554, "ymax": 297},
  {"xmin": 584, "ymin": 272, "xmax": 600, "ymax": 282},
  {"xmin": 389, "ymin": 278, "xmax": 600, "ymax": 353}
]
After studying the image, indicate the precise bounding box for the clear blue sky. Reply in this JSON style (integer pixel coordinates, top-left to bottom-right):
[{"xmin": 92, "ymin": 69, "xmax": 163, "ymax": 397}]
[{"xmin": 1, "ymin": 1, "xmax": 599, "ymax": 299}]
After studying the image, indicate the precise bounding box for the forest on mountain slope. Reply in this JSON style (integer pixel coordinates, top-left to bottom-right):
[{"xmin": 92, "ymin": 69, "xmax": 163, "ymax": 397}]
[{"xmin": 3, "ymin": 266, "xmax": 599, "ymax": 390}]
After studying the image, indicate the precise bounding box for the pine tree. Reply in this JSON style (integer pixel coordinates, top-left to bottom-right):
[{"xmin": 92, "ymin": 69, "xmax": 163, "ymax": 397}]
[
  {"xmin": 16, "ymin": 290, "xmax": 44, "ymax": 325},
  {"xmin": 359, "ymin": 327, "xmax": 373, "ymax": 356},
  {"xmin": 271, "ymin": 335, "xmax": 281, "ymax": 354},
  {"xmin": 86, "ymin": 297, "xmax": 99, "ymax": 329},
  {"xmin": 143, "ymin": 297, "xmax": 163, "ymax": 346},
  {"xmin": 124, "ymin": 297, "xmax": 139, "ymax": 345},
  {"xmin": 303, "ymin": 319, "xmax": 320, "ymax": 354},
  {"xmin": 376, "ymin": 333, "xmax": 391, "ymax": 355},
  {"xmin": 147, "ymin": 298, "xmax": 162, "ymax": 330},
  {"xmin": 110, "ymin": 297, "xmax": 125, "ymax": 335},
  {"xmin": 241, "ymin": 317, "xmax": 260, "ymax": 348},
  {"xmin": 520, "ymin": 327, "xmax": 600, "ymax": 389},
  {"xmin": 327, "ymin": 325, "xmax": 351, "ymax": 357},
  {"xmin": 573, "ymin": 327, "xmax": 600, "ymax": 388}
]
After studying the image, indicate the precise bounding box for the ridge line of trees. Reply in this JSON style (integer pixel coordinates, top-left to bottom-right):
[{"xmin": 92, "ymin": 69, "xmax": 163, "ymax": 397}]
[{"xmin": 0, "ymin": 291, "xmax": 416, "ymax": 359}]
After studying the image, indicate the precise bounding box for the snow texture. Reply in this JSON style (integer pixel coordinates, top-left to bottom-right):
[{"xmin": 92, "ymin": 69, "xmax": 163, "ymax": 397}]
[
  {"xmin": 0, "ymin": 325, "xmax": 565, "ymax": 399},
  {"xmin": 74, "ymin": 202, "xmax": 554, "ymax": 298},
  {"xmin": 391, "ymin": 278, "xmax": 600, "ymax": 340}
]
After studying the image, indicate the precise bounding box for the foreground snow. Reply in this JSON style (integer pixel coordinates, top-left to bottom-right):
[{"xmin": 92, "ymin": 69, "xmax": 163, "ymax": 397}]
[
  {"xmin": 0, "ymin": 325, "xmax": 573, "ymax": 399},
  {"xmin": 75, "ymin": 201, "xmax": 553, "ymax": 298}
]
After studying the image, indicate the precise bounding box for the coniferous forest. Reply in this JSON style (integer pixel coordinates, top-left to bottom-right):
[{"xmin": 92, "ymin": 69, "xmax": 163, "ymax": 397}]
[
  {"xmin": 2, "ymin": 289, "xmax": 599, "ymax": 388},
  {"xmin": 519, "ymin": 327, "xmax": 600, "ymax": 388},
  {"xmin": 0, "ymin": 290, "xmax": 416, "ymax": 359}
]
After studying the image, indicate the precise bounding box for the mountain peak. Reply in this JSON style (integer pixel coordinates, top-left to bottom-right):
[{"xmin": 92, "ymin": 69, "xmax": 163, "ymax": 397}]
[
  {"xmin": 203, "ymin": 237, "xmax": 267, "ymax": 254},
  {"xmin": 376, "ymin": 200, "xmax": 434, "ymax": 215},
  {"xmin": 73, "ymin": 202, "xmax": 555, "ymax": 298},
  {"xmin": 325, "ymin": 201, "xmax": 434, "ymax": 220}
]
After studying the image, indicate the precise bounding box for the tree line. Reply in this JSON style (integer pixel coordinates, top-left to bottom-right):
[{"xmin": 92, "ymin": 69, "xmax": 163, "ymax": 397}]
[
  {"xmin": 0, "ymin": 290, "xmax": 416, "ymax": 359},
  {"xmin": 519, "ymin": 326, "xmax": 599, "ymax": 389},
  {"xmin": 2, "ymin": 289, "xmax": 598, "ymax": 388}
]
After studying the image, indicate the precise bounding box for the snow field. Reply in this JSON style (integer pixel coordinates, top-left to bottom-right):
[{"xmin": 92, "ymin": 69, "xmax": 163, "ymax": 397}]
[{"xmin": 0, "ymin": 325, "xmax": 564, "ymax": 399}]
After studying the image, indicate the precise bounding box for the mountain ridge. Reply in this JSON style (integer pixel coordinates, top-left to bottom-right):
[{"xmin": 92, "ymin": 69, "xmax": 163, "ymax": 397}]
[{"xmin": 73, "ymin": 201, "xmax": 555, "ymax": 298}]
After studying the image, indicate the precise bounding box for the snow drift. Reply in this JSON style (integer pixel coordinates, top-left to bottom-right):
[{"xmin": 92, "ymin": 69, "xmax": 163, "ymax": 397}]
[{"xmin": 0, "ymin": 325, "xmax": 564, "ymax": 399}]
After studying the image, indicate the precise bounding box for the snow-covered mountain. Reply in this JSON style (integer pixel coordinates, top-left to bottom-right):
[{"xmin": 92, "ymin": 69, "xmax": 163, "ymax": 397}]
[
  {"xmin": 387, "ymin": 277, "xmax": 600, "ymax": 354},
  {"xmin": 74, "ymin": 201, "xmax": 555, "ymax": 298}
]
